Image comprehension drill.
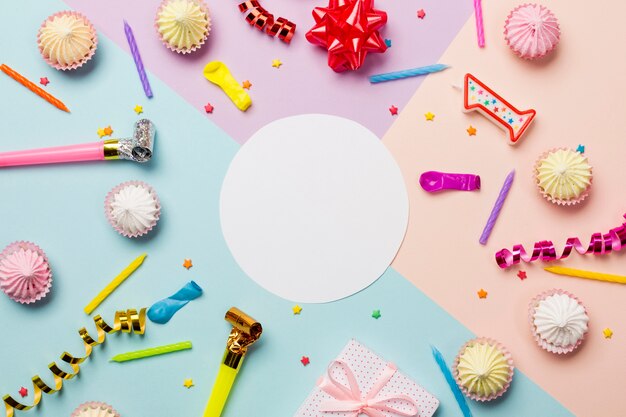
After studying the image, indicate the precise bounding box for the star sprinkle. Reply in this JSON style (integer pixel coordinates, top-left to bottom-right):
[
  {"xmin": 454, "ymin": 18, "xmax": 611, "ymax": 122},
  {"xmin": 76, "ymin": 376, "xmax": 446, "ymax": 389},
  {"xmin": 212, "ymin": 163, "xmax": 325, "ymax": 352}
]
[
  {"xmin": 292, "ymin": 305, "xmax": 302, "ymax": 315},
  {"xmin": 424, "ymin": 112, "xmax": 435, "ymax": 121},
  {"xmin": 371, "ymin": 309, "xmax": 381, "ymax": 319},
  {"xmin": 517, "ymin": 270, "xmax": 527, "ymax": 280},
  {"xmin": 183, "ymin": 379, "xmax": 194, "ymax": 388},
  {"xmin": 18, "ymin": 387, "xmax": 28, "ymax": 398},
  {"xmin": 477, "ymin": 289, "xmax": 488, "ymax": 299},
  {"xmin": 97, "ymin": 128, "xmax": 106, "ymax": 138},
  {"xmin": 204, "ymin": 103, "xmax": 214, "ymax": 113},
  {"xmin": 603, "ymin": 328, "xmax": 613, "ymax": 339},
  {"xmin": 134, "ymin": 105, "xmax": 143, "ymax": 114},
  {"xmin": 242, "ymin": 80, "xmax": 252, "ymax": 89},
  {"xmin": 183, "ymin": 259, "xmax": 193, "ymax": 270},
  {"xmin": 389, "ymin": 105, "xmax": 398, "ymax": 116},
  {"xmin": 39, "ymin": 77, "xmax": 49, "ymax": 86},
  {"xmin": 466, "ymin": 125, "xmax": 477, "ymax": 136},
  {"xmin": 272, "ymin": 59, "xmax": 282, "ymax": 68},
  {"xmin": 300, "ymin": 356, "xmax": 310, "ymax": 366},
  {"xmin": 576, "ymin": 144, "xmax": 585, "ymax": 153},
  {"xmin": 417, "ymin": 9, "xmax": 426, "ymax": 19},
  {"xmin": 384, "ymin": 39, "xmax": 392, "ymax": 48},
  {"xmin": 103, "ymin": 126, "xmax": 113, "ymax": 136}
]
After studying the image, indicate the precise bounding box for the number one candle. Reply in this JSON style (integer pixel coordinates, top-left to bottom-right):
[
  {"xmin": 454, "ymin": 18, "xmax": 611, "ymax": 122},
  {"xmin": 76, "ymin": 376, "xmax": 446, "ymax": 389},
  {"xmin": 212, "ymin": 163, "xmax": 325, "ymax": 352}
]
[
  {"xmin": 463, "ymin": 73, "xmax": 536, "ymax": 145},
  {"xmin": 123, "ymin": 20, "xmax": 153, "ymax": 98}
]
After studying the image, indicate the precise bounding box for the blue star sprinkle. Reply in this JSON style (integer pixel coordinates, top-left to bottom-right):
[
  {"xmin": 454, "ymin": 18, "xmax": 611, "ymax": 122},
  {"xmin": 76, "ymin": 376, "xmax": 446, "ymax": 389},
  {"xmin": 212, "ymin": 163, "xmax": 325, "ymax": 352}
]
[{"xmin": 576, "ymin": 144, "xmax": 585, "ymax": 153}]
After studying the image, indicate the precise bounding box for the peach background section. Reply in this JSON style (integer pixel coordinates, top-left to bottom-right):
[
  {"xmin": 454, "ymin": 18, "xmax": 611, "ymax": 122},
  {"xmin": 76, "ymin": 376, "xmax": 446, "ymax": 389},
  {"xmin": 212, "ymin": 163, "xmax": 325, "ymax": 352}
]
[{"xmin": 384, "ymin": 0, "xmax": 626, "ymax": 415}]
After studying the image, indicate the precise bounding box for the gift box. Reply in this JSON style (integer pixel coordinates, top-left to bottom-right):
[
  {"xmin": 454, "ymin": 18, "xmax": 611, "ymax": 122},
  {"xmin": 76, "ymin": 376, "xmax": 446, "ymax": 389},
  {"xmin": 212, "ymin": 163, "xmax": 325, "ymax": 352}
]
[{"xmin": 294, "ymin": 339, "xmax": 439, "ymax": 417}]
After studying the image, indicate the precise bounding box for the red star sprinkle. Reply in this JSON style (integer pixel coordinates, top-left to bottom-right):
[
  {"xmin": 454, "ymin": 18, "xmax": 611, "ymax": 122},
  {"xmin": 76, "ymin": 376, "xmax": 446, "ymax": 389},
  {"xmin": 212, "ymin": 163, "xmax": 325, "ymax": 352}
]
[
  {"xmin": 18, "ymin": 387, "xmax": 28, "ymax": 397},
  {"xmin": 300, "ymin": 356, "xmax": 310, "ymax": 366},
  {"xmin": 517, "ymin": 270, "xmax": 527, "ymax": 280},
  {"xmin": 39, "ymin": 77, "xmax": 49, "ymax": 86},
  {"xmin": 389, "ymin": 105, "xmax": 398, "ymax": 116},
  {"xmin": 204, "ymin": 103, "xmax": 214, "ymax": 113},
  {"xmin": 417, "ymin": 9, "xmax": 426, "ymax": 19}
]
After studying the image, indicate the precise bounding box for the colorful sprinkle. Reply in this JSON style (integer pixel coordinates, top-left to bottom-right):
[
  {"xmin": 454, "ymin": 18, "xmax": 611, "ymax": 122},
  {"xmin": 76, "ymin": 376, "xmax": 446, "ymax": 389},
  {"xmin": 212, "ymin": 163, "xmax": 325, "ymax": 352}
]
[
  {"xmin": 134, "ymin": 105, "xmax": 143, "ymax": 114},
  {"xmin": 292, "ymin": 305, "xmax": 302, "ymax": 315},
  {"xmin": 371, "ymin": 309, "xmax": 381, "ymax": 319},
  {"xmin": 183, "ymin": 259, "xmax": 193, "ymax": 270},
  {"xmin": 576, "ymin": 144, "xmax": 585, "ymax": 153},
  {"xmin": 425, "ymin": 112, "xmax": 435, "ymax": 121},
  {"xmin": 272, "ymin": 59, "xmax": 283, "ymax": 68},
  {"xmin": 300, "ymin": 356, "xmax": 310, "ymax": 366},
  {"xmin": 242, "ymin": 80, "xmax": 252, "ymax": 89},
  {"xmin": 517, "ymin": 270, "xmax": 527, "ymax": 280},
  {"xmin": 389, "ymin": 105, "xmax": 398, "ymax": 116},
  {"xmin": 183, "ymin": 379, "xmax": 194, "ymax": 388},
  {"xmin": 18, "ymin": 387, "xmax": 27, "ymax": 398},
  {"xmin": 39, "ymin": 77, "xmax": 49, "ymax": 86},
  {"xmin": 204, "ymin": 103, "xmax": 214, "ymax": 113},
  {"xmin": 603, "ymin": 328, "xmax": 613, "ymax": 339},
  {"xmin": 417, "ymin": 9, "xmax": 426, "ymax": 19},
  {"xmin": 477, "ymin": 289, "xmax": 488, "ymax": 299},
  {"xmin": 467, "ymin": 125, "xmax": 477, "ymax": 136}
]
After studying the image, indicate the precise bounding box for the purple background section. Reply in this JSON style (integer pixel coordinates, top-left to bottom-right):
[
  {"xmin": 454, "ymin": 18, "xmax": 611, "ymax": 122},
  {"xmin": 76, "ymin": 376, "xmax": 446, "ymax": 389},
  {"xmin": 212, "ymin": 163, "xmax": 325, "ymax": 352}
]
[{"xmin": 62, "ymin": 0, "xmax": 473, "ymax": 143}]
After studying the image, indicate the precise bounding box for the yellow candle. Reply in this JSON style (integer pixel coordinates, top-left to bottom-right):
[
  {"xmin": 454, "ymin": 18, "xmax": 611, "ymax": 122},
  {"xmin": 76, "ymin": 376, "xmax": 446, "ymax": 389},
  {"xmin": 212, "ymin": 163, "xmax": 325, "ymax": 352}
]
[
  {"xmin": 544, "ymin": 266, "xmax": 626, "ymax": 284},
  {"xmin": 84, "ymin": 253, "xmax": 147, "ymax": 315}
]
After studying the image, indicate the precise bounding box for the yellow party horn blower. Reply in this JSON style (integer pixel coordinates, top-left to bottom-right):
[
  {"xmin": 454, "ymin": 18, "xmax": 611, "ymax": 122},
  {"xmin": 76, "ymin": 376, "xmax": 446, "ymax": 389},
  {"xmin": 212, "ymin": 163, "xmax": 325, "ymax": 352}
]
[{"xmin": 203, "ymin": 307, "xmax": 262, "ymax": 417}]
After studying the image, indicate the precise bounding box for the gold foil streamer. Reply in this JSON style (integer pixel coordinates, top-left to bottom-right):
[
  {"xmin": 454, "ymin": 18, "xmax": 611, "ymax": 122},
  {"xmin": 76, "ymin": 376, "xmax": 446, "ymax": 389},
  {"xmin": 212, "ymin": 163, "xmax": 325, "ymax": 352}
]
[
  {"xmin": 2, "ymin": 309, "xmax": 146, "ymax": 417},
  {"xmin": 238, "ymin": 0, "xmax": 296, "ymax": 43}
]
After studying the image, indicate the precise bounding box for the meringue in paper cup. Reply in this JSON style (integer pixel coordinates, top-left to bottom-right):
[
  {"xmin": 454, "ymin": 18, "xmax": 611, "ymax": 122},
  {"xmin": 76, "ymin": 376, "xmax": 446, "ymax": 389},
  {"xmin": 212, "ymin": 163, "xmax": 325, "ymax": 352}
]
[
  {"xmin": 504, "ymin": 3, "xmax": 560, "ymax": 60},
  {"xmin": 0, "ymin": 241, "xmax": 52, "ymax": 304},
  {"xmin": 105, "ymin": 181, "xmax": 161, "ymax": 238},
  {"xmin": 453, "ymin": 337, "xmax": 514, "ymax": 402},
  {"xmin": 529, "ymin": 289, "xmax": 589, "ymax": 354},
  {"xmin": 37, "ymin": 11, "xmax": 98, "ymax": 71},
  {"xmin": 534, "ymin": 147, "xmax": 592, "ymax": 206},
  {"xmin": 155, "ymin": 0, "xmax": 211, "ymax": 54},
  {"xmin": 71, "ymin": 402, "xmax": 120, "ymax": 417}
]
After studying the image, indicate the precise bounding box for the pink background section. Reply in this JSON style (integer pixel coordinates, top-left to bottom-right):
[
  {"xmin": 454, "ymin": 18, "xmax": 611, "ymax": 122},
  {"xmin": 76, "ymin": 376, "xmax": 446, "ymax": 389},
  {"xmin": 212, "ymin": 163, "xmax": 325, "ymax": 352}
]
[
  {"xmin": 384, "ymin": 0, "xmax": 626, "ymax": 416},
  {"xmin": 62, "ymin": 0, "xmax": 472, "ymax": 143}
]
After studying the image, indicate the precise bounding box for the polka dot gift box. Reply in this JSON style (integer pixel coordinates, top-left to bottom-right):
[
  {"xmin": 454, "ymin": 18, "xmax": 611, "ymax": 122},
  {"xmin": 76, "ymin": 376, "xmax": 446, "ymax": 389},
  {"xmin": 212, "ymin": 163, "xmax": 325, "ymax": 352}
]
[{"xmin": 293, "ymin": 339, "xmax": 439, "ymax": 417}]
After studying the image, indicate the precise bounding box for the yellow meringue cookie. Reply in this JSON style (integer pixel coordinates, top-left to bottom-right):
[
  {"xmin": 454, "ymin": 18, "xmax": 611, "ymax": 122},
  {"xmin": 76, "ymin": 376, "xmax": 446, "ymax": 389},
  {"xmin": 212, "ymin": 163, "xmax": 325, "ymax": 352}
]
[
  {"xmin": 156, "ymin": 0, "xmax": 210, "ymax": 53},
  {"xmin": 456, "ymin": 340, "xmax": 512, "ymax": 399},
  {"xmin": 536, "ymin": 148, "xmax": 592, "ymax": 203},
  {"xmin": 38, "ymin": 12, "xmax": 96, "ymax": 69}
]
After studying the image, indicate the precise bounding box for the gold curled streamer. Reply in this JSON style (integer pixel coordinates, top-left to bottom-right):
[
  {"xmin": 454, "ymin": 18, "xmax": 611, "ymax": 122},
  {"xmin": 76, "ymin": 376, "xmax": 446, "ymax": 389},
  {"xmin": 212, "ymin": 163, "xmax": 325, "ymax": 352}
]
[{"xmin": 2, "ymin": 308, "xmax": 146, "ymax": 417}]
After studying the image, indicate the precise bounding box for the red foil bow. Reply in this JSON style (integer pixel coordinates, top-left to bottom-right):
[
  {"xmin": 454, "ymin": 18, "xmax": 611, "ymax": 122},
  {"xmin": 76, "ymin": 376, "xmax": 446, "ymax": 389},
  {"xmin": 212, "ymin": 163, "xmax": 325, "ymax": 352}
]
[
  {"xmin": 306, "ymin": 0, "xmax": 388, "ymax": 72},
  {"xmin": 239, "ymin": 0, "xmax": 296, "ymax": 43},
  {"xmin": 495, "ymin": 213, "xmax": 626, "ymax": 268}
]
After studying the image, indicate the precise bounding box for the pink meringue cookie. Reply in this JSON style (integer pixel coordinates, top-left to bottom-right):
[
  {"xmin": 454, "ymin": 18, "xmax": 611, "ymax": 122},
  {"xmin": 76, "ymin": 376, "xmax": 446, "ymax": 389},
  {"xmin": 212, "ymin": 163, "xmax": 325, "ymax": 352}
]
[
  {"xmin": 504, "ymin": 4, "xmax": 560, "ymax": 60},
  {"xmin": 0, "ymin": 241, "xmax": 52, "ymax": 304}
]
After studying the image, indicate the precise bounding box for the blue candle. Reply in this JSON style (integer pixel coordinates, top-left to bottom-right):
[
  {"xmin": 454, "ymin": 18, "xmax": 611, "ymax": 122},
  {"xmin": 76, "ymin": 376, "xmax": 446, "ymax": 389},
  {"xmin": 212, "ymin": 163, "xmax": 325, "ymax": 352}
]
[{"xmin": 369, "ymin": 64, "xmax": 449, "ymax": 84}]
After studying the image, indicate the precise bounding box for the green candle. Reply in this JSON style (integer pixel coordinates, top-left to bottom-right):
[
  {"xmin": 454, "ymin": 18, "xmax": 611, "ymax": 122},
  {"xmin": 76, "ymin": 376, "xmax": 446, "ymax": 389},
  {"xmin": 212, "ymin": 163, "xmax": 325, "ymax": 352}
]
[{"xmin": 111, "ymin": 341, "xmax": 193, "ymax": 363}]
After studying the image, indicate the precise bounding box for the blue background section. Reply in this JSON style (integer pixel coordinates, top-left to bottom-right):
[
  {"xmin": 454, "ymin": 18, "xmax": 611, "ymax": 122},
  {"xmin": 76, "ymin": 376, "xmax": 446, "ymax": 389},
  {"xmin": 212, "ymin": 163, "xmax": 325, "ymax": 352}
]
[{"xmin": 0, "ymin": 2, "xmax": 573, "ymax": 416}]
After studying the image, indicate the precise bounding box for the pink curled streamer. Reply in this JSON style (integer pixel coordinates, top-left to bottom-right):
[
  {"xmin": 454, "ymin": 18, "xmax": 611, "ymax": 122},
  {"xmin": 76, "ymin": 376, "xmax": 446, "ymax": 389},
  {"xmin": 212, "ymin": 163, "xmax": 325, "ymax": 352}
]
[{"xmin": 495, "ymin": 213, "xmax": 626, "ymax": 268}]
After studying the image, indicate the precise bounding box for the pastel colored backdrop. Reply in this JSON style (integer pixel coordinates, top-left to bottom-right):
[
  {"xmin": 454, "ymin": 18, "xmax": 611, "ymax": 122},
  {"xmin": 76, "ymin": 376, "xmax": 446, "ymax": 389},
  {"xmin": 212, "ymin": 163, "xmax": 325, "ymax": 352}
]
[
  {"xmin": 0, "ymin": 1, "xmax": 618, "ymax": 417},
  {"xmin": 384, "ymin": 1, "xmax": 626, "ymax": 416}
]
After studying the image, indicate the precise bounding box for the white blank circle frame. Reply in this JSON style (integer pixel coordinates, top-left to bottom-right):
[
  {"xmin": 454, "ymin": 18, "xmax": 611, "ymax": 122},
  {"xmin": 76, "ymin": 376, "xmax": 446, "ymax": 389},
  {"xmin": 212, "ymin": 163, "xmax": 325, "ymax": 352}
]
[{"xmin": 220, "ymin": 114, "xmax": 409, "ymax": 303}]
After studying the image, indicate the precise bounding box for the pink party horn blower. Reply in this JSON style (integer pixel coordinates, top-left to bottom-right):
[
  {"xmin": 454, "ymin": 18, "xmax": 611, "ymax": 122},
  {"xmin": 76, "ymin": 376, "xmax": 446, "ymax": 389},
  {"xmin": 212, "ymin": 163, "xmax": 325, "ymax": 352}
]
[{"xmin": 0, "ymin": 119, "xmax": 155, "ymax": 168}]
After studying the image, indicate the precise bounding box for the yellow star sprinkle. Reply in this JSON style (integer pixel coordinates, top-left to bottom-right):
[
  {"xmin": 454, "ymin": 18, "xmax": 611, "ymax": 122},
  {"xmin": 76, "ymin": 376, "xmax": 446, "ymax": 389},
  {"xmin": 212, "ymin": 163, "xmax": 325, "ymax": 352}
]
[
  {"xmin": 424, "ymin": 112, "xmax": 435, "ymax": 121},
  {"xmin": 292, "ymin": 305, "xmax": 302, "ymax": 315},
  {"xmin": 97, "ymin": 128, "xmax": 106, "ymax": 138},
  {"xmin": 466, "ymin": 125, "xmax": 477, "ymax": 136},
  {"xmin": 134, "ymin": 105, "xmax": 143, "ymax": 114},
  {"xmin": 272, "ymin": 59, "xmax": 282, "ymax": 68},
  {"xmin": 603, "ymin": 328, "xmax": 613, "ymax": 339},
  {"xmin": 183, "ymin": 379, "xmax": 194, "ymax": 388}
]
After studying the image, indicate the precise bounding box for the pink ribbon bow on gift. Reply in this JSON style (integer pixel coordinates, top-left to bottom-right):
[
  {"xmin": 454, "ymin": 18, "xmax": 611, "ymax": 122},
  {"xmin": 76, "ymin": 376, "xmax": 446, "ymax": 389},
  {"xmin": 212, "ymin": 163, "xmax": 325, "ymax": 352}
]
[{"xmin": 317, "ymin": 360, "xmax": 419, "ymax": 417}]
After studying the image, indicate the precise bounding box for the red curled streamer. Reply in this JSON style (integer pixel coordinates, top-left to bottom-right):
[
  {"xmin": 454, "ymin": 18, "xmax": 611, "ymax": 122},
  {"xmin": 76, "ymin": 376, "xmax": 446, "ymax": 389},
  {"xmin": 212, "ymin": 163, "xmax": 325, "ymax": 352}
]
[
  {"xmin": 238, "ymin": 0, "xmax": 296, "ymax": 43},
  {"xmin": 495, "ymin": 213, "xmax": 626, "ymax": 268}
]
